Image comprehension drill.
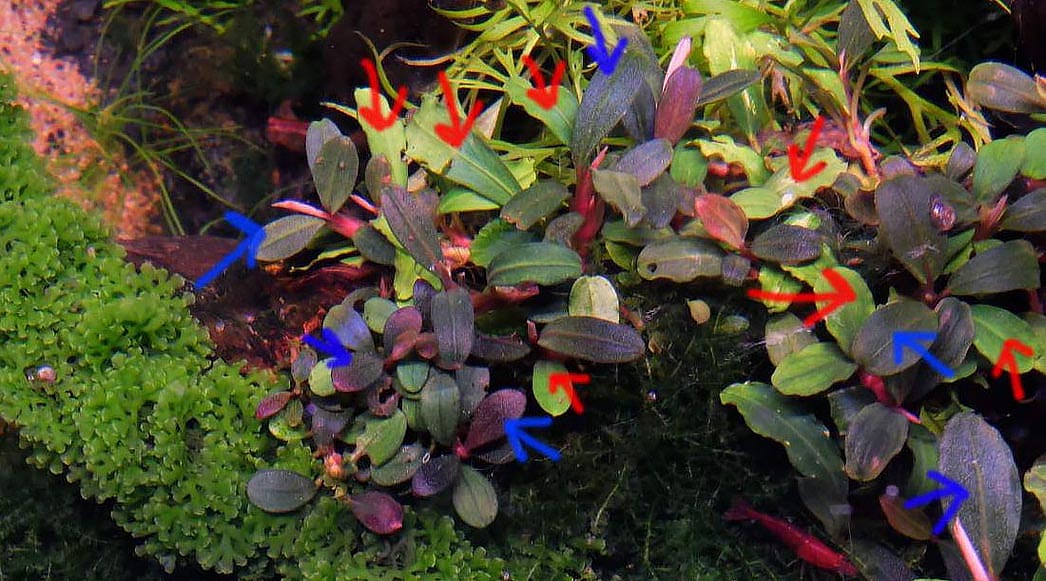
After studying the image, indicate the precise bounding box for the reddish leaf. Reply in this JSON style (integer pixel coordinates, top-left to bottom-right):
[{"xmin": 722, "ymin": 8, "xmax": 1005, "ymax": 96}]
[
  {"xmin": 694, "ymin": 194, "xmax": 748, "ymax": 250},
  {"xmin": 349, "ymin": 491, "xmax": 404, "ymax": 534},
  {"xmin": 469, "ymin": 332, "xmax": 532, "ymax": 362},
  {"xmin": 474, "ymin": 442, "xmax": 516, "ymax": 464},
  {"xmin": 411, "ymin": 454, "xmax": 461, "ymax": 497},
  {"xmin": 655, "ymin": 67, "xmax": 703, "ymax": 144},
  {"xmin": 256, "ymin": 391, "xmax": 293, "ymax": 420},
  {"xmin": 416, "ymin": 332, "xmax": 439, "ymax": 359},
  {"xmin": 384, "ymin": 307, "xmax": 423, "ymax": 363},
  {"xmin": 332, "ymin": 351, "xmax": 385, "ymax": 392},
  {"xmin": 464, "ymin": 389, "xmax": 527, "ymax": 451}
]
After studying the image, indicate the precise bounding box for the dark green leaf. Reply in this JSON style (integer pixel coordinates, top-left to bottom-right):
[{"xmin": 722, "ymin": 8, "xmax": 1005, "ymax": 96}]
[
  {"xmin": 939, "ymin": 412, "xmax": 1022, "ymax": 578},
  {"xmin": 968, "ymin": 62, "xmax": 1046, "ymax": 114},
  {"xmin": 772, "ymin": 342, "xmax": 857, "ymax": 396},
  {"xmin": 797, "ymin": 473, "xmax": 850, "ymax": 540},
  {"xmin": 420, "ymin": 372, "xmax": 461, "ymax": 446},
  {"xmin": 332, "ymin": 351, "xmax": 384, "ymax": 393},
  {"xmin": 827, "ymin": 386, "xmax": 876, "ymax": 437},
  {"xmin": 614, "ymin": 139, "xmax": 673, "ymax": 186},
  {"xmin": 306, "ymin": 118, "xmax": 341, "ymax": 172},
  {"xmin": 380, "ymin": 186, "xmax": 443, "ymax": 272},
  {"xmin": 470, "ymin": 332, "xmax": 531, "ymax": 362},
  {"xmin": 720, "ymin": 254, "xmax": 750, "ymax": 287},
  {"xmin": 500, "ymin": 180, "xmax": 570, "ymax": 230},
  {"xmin": 837, "ymin": 0, "xmax": 875, "ymax": 65},
  {"xmin": 592, "ymin": 169, "xmax": 645, "ymax": 227},
  {"xmin": 1000, "ymin": 189, "xmax": 1046, "ymax": 232},
  {"xmin": 455, "ymin": 365, "xmax": 489, "ymax": 417},
  {"xmin": 750, "ymin": 225, "xmax": 822, "ymax": 264},
  {"xmin": 641, "ymin": 174, "xmax": 684, "ymax": 229},
  {"xmin": 972, "ymin": 137, "xmax": 1026, "ymax": 204},
  {"xmin": 247, "ymin": 469, "xmax": 317, "ymax": 513},
  {"xmin": 486, "ymin": 242, "xmax": 582, "ymax": 287},
  {"xmin": 852, "ymin": 300, "xmax": 938, "ymax": 376},
  {"xmin": 844, "ymin": 403, "xmax": 908, "ymax": 481},
  {"xmin": 352, "ymin": 223, "xmax": 396, "ymax": 265},
  {"xmin": 353, "ymin": 411, "xmax": 407, "ymax": 466},
  {"xmin": 431, "ymin": 288, "xmax": 474, "ymax": 370},
  {"xmin": 946, "ymin": 142, "xmax": 977, "ymax": 181},
  {"xmin": 538, "ymin": 316, "xmax": 645, "ymax": 363},
  {"xmin": 395, "ymin": 360, "xmax": 429, "ymax": 396},
  {"xmin": 256, "ymin": 215, "xmax": 325, "ymax": 262},
  {"xmin": 453, "ymin": 465, "xmax": 498, "ymax": 528},
  {"xmin": 470, "ymin": 218, "xmax": 538, "ymax": 267},
  {"xmin": 571, "ymin": 50, "xmax": 645, "ymax": 167},
  {"xmin": 911, "ymin": 297, "xmax": 975, "ymax": 400},
  {"xmin": 371, "ymin": 443, "xmax": 426, "ymax": 486},
  {"xmin": 543, "ymin": 212, "xmax": 584, "ymax": 246},
  {"xmin": 694, "ymin": 69, "xmax": 761, "ymax": 108},
  {"xmin": 637, "ymin": 237, "xmax": 724, "ymax": 282},
  {"xmin": 875, "ymin": 175, "xmax": 948, "ymax": 284},
  {"xmin": 312, "ymin": 135, "xmax": 358, "ymax": 214},
  {"xmin": 947, "ymin": 240, "xmax": 1040, "ymax": 296}
]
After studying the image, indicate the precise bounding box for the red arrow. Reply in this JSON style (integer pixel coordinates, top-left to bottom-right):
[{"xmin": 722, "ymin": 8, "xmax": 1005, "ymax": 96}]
[
  {"xmin": 991, "ymin": 339, "xmax": 1035, "ymax": 401},
  {"xmin": 358, "ymin": 58, "xmax": 408, "ymax": 132},
  {"xmin": 746, "ymin": 267, "xmax": 856, "ymax": 327},
  {"xmin": 549, "ymin": 372, "xmax": 590, "ymax": 414},
  {"xmin": 788, "ymin": 115, "xmax": 828, "ymax": 182},
  {"xmin": 435, "ymin": 71, "xmax": 483, "ymax": 148},
  {"xmin": 521, "ymin": 55, "xmax": 565, "ymax": 110}
]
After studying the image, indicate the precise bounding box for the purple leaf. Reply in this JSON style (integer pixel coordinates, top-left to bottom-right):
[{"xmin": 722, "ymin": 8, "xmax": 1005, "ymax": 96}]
[
  {"xmin": 311, "ymin": 407, "xmax": 351, "ymax": 449},
  {"xmin": 432, "ymin": 288, "xmax": 475, "ymax": 370},
  {"xmin": 384, "ymin": 306, "xmax": 422, "ymax": 363},
  {"xmin": 411, "ymin": 454, "xmax": 461, "ymax": 497},
  {"xmin": 655, "ymin": 66, "xmax": 702, "ymax": 144},
  {"xmin": 470, "ymin": 332, "xmax": 531, "ymax": 362},
  {"xmin": 256, "ymin": 391, "xmax": 293, "ymax": 420},
  {"xmin": 464, "ymin": 389, "xmax": 526, "ymax": 452},
  {"xmin": 349, "ymin": 491, "xmax": 404, "ymax": 535},
  {"xmin": 332, "ymin": 351, "xmax": 384, "ymax": 392}
]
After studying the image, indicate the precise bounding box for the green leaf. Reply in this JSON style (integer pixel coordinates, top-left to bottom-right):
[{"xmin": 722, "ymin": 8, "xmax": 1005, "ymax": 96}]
[
  {"xmin": 437, "ymin": 187, "xmax": 500, "ymax": 214},
  {"xmin": 844, "ymin": 403, "xmax": 908, "ymax": 481},
  {"xmin": 750, "ymin": 225, "xmax": 822, "ymax": 264},
  {"xmin": 854, "ymin": 0, "xmax": 921, "ymax": 71},
  {"xmin": 538, "ymin": 316, "xmax": 645, "ymax": 363},
  {"xmin": 470, "ymin": 218, "xmax": 537, "ymax": 267},
  {"xmin": 363, "ymin": 297, "xmax": 398, "ymax": 333},
  {"xmin": 420, "ymin": 372, "xmax": 461, "ymax": 446},
  {"xmin": 696, "ymin": 136, "xmax": 769, "ymax": 185},
  {"xmin": 431, "ymin": 288, "xmax": 474, "ymax": 370},
  {"xmin": 306, "ymin": 118, "xmax": 342, "ymax": 172},
  {"xmin": 1000, "ymin": 189, "xmax": 1046, "ymax": 232},
  {"xmin": 505, "ymin": 74, "xmax": 577, "ymax": 145},
  {"xmin": 453, "ymin": 465, "xmax": 498, "ymax": 528},
  {"xmin": 693, "ymin": 69, "xmax": 761, "ymax": 108},
  {"xmin": 371, "ymin": 444, "xmax": 426, "ymax": 486},
  {"xmin": 1021, "ymin": 128, "xmax": 1046, "ymax": 179},
  {"xmin": 1023, "ymin": 454, "xmax": 1046, "ymax": 514},
  {"xmin": 637, "ymin": 238, "xmax": 724, "ymax": 282},
  {"xmin": 247, "ymin": 469, "xmax": 317, "ymax": 513},
  {"xmin": 500, "ymin": 180, "xmax": 570, "ymax": 230},
  {"xmin": 267, "ymin": 399, "xmax": 306, "ymax": 441},
  {"xmin": 910, "ymin": 297, "xmax": 975, "ymax": 400},
  {"xmin": 720, "ymin": 382, "xmax": 844, "ymax": 484},
  {"xmin": 967, "ymin": 62, "xmax": 1046, "ymax": 114},
  {"xmin": 813, "ymin": 267, "xmax": 874, "ymax": 355},
  {"xmin": 532, "ymin": 360, "xmax": 571, "ymax": 417},
  {"xmin": 641, "ymin": 173, "xmax": 684, "ymax": 229},
  {"xmin": 308, "ymin": 360, "xmax": 336, "ymax": 397},
  {"xmin": 571, "ymin": 49, "xmax": 645, "ymax": 167},
  {"xmin": 352, "ymin": 224, "xmax": 396, "ymax": 265},
  {"xmin": 380, "ymin": 186, "xmax": 443, "ymax": 272},
  {"xmin": 592, "ymin": 169, "xmax": 645, "ymax": 227},
  {"xmin": 730, "ymin": 187, "xmax": 784, "ymax": 219},
  {"xmin": 762, "ymin": 149, "xmax": 848, "ymax": 207},
  {"xmin": 614, "ymin": 139, "xmax": 673, "ymax": 186},
  {"xmin": 837, "ymin": 0, "xmax": 876, "ymax": 65},
  {"xmin": 875, "ymin": 175, "xmax": 948, "ymax": 284},
  {"xmin": 827, "ymin": 386, "xmax": 877, "ymax": 437},
  {"xmin": 353, "ymin": 88, "xmax": 407, "ymax": 186},
  {"xmin": 771, "ymin": 342, "xmax": 857, "ymax": 396},
  {"xmin": 939, "ymin": 412, "xmax": 1022, "ymax": 579},
  {"xmin": 569, "ymin": 275, "xmax": 620, "ymax": 323},
  {"xmin": 312, "ymin": 135, "xmax": 358, "ymax": 214},
  {"xmin": 486, "ymin": 242, "xmax": 582, "ymax": 287},
  {"xmin": 324, "ymin": 298, "xmax": 375, "ymax": 351},
  {"xmin": 256, "ymin": 215, "xmax": 325, "ymax": 262},
  {"xmin": 395, "ymin": 361, "xmax": 429, "ymax": 396},
  {"xmin": 354, "ymin": 411, "xmax": 407, "ymax": 466},
  {"xmin": 764, "ymin": 313, "xmax": 817, "ymax": 366},
  {"xmin": 670, "ymin": 145, "xmax": 708, "ymax": 187},
  {"xmin": 972, "ymin": 137, "xmax": 1026, "ymax": 204},
  {"xmin": 970, "ymin": 305, "xmax": 1038, "ymax": 374},
  {"xmin": 852, "ymin": 300, "xmax": 939, "ymax": 376},
  {"xmin": 947, "ymin": 240, "xmax": 1040, "ymax": 296},
  {"xmin": 702, "ymin": 17, "xmax": 768, "ymax": 139}
]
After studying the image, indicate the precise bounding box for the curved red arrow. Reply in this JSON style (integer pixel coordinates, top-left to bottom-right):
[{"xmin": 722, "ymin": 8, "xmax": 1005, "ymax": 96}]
[
  {"xmin": 549, "ymin": 372, "xmax": 590, "ymax": 414},
  {"xmin": 522, "ymin": 56, "xmax": 565, "ymax": 110},
  {"xmin": 788, "ymin": 116, "xmax": 827, "ymax": 182},
  {"xmin": 358, "ymin": 58, "xmax": 408, "ymax": 132},
  {"xmin": 435, "ymin": 71, "xmax": 483, "ymax": 148},
  {"xmin": 746, "ymin": 267, "xmax": 856, "ymax": 327},
  {"xmin": 991, "ymin": 338, "xmax": 1035, "ymax": 401}
]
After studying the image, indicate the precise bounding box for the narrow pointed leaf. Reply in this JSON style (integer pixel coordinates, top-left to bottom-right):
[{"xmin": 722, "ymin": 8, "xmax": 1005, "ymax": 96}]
[
  {"xmin": 694, "ymin": 194, "xmax": 748, "ymax": 249},
  {"xmin": 431, "ymin": 288, "xmax": 475, "ymax": 370},
  {"xmin": 614, "ymin": 139, "xmax": 673, "ymax": 186},
  {"xmin": 380, "ymin": 186, "xmax": 443, "ymax": 271},
  {"xmin": 571, "ymin": 50, "xmax": 645, "ymax": 167}
]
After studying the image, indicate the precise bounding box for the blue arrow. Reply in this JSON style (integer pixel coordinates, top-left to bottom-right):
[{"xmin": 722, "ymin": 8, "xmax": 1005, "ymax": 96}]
[
  {"xmin": 893, "ymin": 331, "xmax": 955, "ymax": 378},
  {"xmin": 903, "ymin": 470, "xmax": 969, "ymax": 535},
  {"xmin": 583, "ymin": 6, "xmax": 627, "ymax": 75},
  {"xmin": 302, "ymin": 328, "xmax": 354, "ymax": 368},
  {"xmin": 505, "ymin": 416, "xmax": 560, "ymax": 463},
  {"xmin": 194, "ymin": 210, "xmax": 266, "ymax": 289}
]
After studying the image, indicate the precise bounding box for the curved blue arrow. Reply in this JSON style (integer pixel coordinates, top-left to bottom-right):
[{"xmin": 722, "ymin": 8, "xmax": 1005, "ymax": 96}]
[
  {"xmin": 893, "ymin": 330, "xmax": 955, "ymax": 378},
  {"xmin": 302, "ymin": 328, "xmax": 354, "ymax": 368},
  {"xmin": 194, "ymin": 210, "xmax": 265, "ymax": 289},
  {"xmin": 583, "ymin": 6, "xmax": 628, "ymax": 75},
  {"xmin": 505, "ymin": 416, "xmax": 560, "ymax": 463},
  {"xmin": 903, "ymin": 470, "xmax": 969, "ymax": 535}
]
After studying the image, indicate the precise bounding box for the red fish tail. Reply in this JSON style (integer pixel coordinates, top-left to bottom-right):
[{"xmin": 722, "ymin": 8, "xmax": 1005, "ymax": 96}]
[{"xmin": 723, "ymin": 497, "xmax": 756, "ymax": 521}]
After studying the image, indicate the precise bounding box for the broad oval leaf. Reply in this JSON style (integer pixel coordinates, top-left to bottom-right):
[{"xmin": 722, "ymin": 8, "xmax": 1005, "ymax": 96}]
[
  {"xmin": 324, "ymin": 300, "xmax": 374, "ymax": 352},
  {"xmin": 431, "ymin": 287, "xmax": 475, "ymax": 370},
  {"xmin": 1021, "ymin": 128, "xmax": 1046, "ymax": 179},
  {"xmin": 750, "ymin": 225, "xmax": 822, "ymax": 264},
  {"xmin": 970, "ymin": 305, "xmax": 1037, "ymax": 374},
  {"xmin": 380, "ymin": 186, "xmax": 443, "ymax": 271},
  {"xmin": 363, "ymin": 297, "xmax": 398, "ymax": 333},
  {"xmin": 349, "ymin": 491, "xmax": 403, "ymax": 534},
  {"xmin": 420, "ymin": 372, "xmax": 461, "ymax": 446},
  {"xmin": 694, "ymin": 194, "xmax": 748, "ymax": 250},
  {"xmin": 538, "ymin": 316, "xmax": 645, "ymax": 363},
  {"xmin": 371, "ymin": 443, "xmax": 426, "ymax": 486},
  {"xmin": 614, "ymin": 139, "xmax": 673, "ymax": 186},
  {"xmin": 771, "ymin": 343, "xmax": 857, "ymax": 397},
  {"xmin": 395, "ymin": 360, "xmax": 430, "ymax": 395},
  {"xmin": 471, "ymin": 218, "xmax": 538, "ymax": 267},
  {"xmin": 592, "ymin": 169, "xmax": 645, "ymax": 227},
  {"xmin": 1000, "ymin": 189, "xmax": 1046, "ymax": 232},
  {"xmin": 764, "ymin": 313, "xmax": 817, "ymax": 366},
  {"xmin": 571, "ymin": 49, "xmax": 645, "ymax": 167},
  {"xmin": 455, "ymin": 365, "xmax": 490, "ymax": 417},
  {"xmin": 247, "ymin": 469, "xmax": 317, "ymax": 513},
  {"xmin": 852, "ymin": 300, "xmax": 938, "ymax": 376},
  {"xmin": 875, "ymin": 175, "xmax": 948, "ymax": 284},
  {"xmin": 641, "ymin": 173, "xmax": 684, "ymax": 229},
  {"xmin": 946, "ymin": 239, "xmax": 1040, "ymax": 296},
  {"xmin": 973, "ymin": 137, "xmax": 1026, "ymax": 204},
  {"xmin": 911, "ymin": 297, "xmax": 975, "ymax": 400},
  {"xmin": 411, "ymin": 454, "xmax": 460, "ymax": 497},
  {"xmin": 532, "ymin": 360, "xmax": 572, "ymax": 417},
  {"xmin": 305, "ymin": 118, "xmax": 341, "ymax": 171},
  {"xmin": 332, "ymin": 351, "xmax": 384, "ymax": 393},
  {"xmin": 939, "ymin": 412, "xmax": 1022, "ymax": 578},
  {"xmin": 465, "ymin": 389, "xmax": 526, "ymax": 451},
  {"xmin": 311, "ymin": 407, "xmax": 351, "ymax": 449},
  {"xmin": 813, "ymin": 267, "xmax": 874, "ymax": 356},
  {"xmin": 720, "ymin": 382, "xmax": 844, "ymax": 484},
  {"xmin": 568, "ymin": 275, "xmax": 620, "ymax": 322},
  {"xmin": 352, "ymin": 224, "xmax": 396, "ymax": 265},
  {"xmin": 308, "ymin": 360, "xmax": 336, "ymax": 397},
  {"xmin": 256, "ymin": 215, "xmax": 325, "ymax": 262},
  {"xmin": 844, "ymin": 403, "xmax": 909, "ymax": 481},
  {"xmin": 879, "ymin": 492, "xmax": 933, "ymax": 540},
  {"xmin": 500, "ymin": 180, "xmax": 570, "ymax": 230},
  {"xmin": 384, "ymin": 307, "xmax": 422, "ymax": 362},
  {"xmin": 486, "ymin": 242, "xmax": 582, "ymax": 287},
  {"xmin": 453, "ymin": 465, "xmax": 498, "ymax": 528},
  {"xmin": 256, "ymin": 391, "xmax": 293, "ymax": 420},
  {"xmin": 267, "ymin": 399, "xmax": 306, "ymax": 441},
  {"xmin": 968, "ymin": 62, "xmax": 1046, "ymax": 114},
  {"xmin": 312, "ymin": 135, "xmax": 358, "ymax": 214},
  {"xmin": 353, "ymin": 411, "xmax": 407, "ymax": 466},
  {"xmin": 637, "ymin": 238, "xmax": 724, "ymax": 282}
]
